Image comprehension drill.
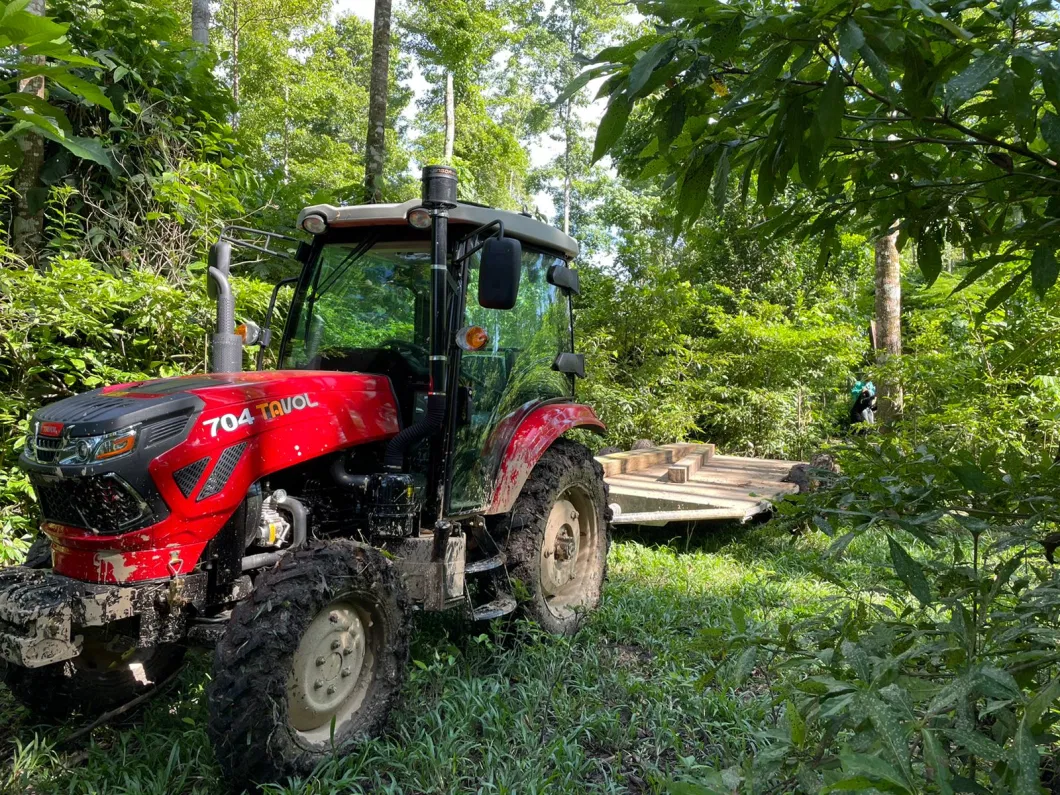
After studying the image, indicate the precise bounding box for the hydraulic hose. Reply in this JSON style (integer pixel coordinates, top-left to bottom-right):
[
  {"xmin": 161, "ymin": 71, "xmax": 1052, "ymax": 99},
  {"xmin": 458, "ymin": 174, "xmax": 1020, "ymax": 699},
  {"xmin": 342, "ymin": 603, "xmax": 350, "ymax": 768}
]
[{"xmin": 383, "ymin": 393, "xmax": 446, "ymax": 471}]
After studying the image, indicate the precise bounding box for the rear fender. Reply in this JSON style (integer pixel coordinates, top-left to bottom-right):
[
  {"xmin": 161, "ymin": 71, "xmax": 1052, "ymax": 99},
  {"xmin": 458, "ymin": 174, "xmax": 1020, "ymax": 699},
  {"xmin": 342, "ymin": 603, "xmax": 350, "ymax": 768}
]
[{"xmin": 485, "ymin": 402, "xmax": 605, "ymax": 515}]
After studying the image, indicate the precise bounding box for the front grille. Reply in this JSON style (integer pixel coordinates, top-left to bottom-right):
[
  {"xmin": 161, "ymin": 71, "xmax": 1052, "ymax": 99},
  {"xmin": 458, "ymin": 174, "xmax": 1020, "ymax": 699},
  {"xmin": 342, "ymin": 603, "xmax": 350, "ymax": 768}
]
[
  {"xmin": 32, "ymin": 436, "xmax": 63, "ymax": 464},
  {"xmin": 198, "ymin": 443, "xmax": 246, "ymax": 501},
  {"xmin": 31, "ymin": 474, "xmax": 149, "ymax": 534}
]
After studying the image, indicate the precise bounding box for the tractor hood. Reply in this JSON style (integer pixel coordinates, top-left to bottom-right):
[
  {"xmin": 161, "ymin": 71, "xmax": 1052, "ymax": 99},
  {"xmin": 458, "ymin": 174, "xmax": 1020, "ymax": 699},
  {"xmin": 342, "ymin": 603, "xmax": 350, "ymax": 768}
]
[{"xmin": 25, "ymin": 371, "xmax": 401, "ymax": 449}]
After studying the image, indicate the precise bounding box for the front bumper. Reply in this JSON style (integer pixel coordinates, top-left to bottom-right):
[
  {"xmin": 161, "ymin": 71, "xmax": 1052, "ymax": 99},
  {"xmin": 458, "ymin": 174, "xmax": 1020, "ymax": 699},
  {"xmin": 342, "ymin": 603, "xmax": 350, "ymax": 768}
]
[{"xmin": 0, "ymin": 566, "xmax": 158, "ymax": 668}]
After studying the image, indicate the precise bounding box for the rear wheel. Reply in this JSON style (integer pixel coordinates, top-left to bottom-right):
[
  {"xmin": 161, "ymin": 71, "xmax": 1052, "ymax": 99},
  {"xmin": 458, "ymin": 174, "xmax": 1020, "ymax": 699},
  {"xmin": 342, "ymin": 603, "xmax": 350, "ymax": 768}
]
[
  {"xmin": 4, "ymin": 631, "xmax": 184, "ymax": 719},
  {"xmin": 499, "ymin": 439, "xmax": 610, "ymax": 635},
  {"xmin": 207, "ymin": 541, "xmax": 409, "ymax": 787}
]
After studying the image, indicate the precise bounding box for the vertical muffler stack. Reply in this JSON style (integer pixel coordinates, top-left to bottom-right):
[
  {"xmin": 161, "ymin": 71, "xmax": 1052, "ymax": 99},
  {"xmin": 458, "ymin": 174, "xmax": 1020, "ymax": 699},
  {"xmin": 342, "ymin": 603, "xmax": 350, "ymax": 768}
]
[{"xmin": 207, "ymin": 239, "xmax": 243, "ymax": 373}]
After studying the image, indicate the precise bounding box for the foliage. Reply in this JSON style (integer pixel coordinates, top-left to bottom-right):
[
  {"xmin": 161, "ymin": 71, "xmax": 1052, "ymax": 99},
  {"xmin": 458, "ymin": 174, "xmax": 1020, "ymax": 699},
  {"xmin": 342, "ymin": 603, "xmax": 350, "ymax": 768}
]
[
  {"xmin": 588, "ymin": 0, "xmax": 1060, "ymax": 307},
  {"xmin": 0, "ymin": 0, "xmax": 116, "ymax": 169}
]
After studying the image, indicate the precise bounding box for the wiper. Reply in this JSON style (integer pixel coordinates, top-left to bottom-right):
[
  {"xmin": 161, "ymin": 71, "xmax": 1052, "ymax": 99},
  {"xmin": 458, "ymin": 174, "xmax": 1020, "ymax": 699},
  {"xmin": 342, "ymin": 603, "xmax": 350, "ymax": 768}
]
[{"xmin": 313, "ymin": 232, "xmax": 381, "ymax": 299}]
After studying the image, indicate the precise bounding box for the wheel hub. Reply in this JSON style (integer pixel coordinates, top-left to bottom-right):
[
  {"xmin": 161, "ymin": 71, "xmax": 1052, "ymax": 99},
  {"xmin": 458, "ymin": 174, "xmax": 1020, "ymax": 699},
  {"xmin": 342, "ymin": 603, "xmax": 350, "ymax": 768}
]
[
  {"xmin": 288, "ymin": 600, "xmax": 370, "ymax": 736},
  {"xmin": 540, "ymin": 498, "xmax": 582, "ymax": 597}
]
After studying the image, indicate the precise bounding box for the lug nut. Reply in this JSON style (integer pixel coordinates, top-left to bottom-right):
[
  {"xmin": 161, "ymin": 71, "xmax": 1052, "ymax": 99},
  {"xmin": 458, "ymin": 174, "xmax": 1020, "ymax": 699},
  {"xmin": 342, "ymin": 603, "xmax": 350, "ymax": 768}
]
[
  {"xmin": 315, "ymin": 656, "xmax": 326, "ymax": 666},
  {"xmin": 570, "ymin": 510, "xmax": 578, "ymax": 520},
  {"xmin": 326, "ymin": 685, "xmax": 336, "ymax": 695},
  {"xmin": 313, "ymin": 679, "xmax": 324, "ymax": 690},
  {"xmin": 331, "ymin": 639, "xmax": 341, "ymax": 650},
  {"xmin": 341, "ymin": 667, "xmax": 352, "ymax": 678},
  {"xmin": 329, "ymin": 611, "xmax": 341, "ymax": 623},
  {"xmin": 342, "ymin": 646, "xmax": 352, "ymax": 656}
]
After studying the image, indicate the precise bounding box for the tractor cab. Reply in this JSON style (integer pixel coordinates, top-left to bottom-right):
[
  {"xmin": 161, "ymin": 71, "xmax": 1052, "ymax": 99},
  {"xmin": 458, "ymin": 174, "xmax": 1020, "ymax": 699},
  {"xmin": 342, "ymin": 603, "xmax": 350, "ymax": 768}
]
[{"xmin": 278, "ymin": 187, "xmax": 583, "ymax": 514}]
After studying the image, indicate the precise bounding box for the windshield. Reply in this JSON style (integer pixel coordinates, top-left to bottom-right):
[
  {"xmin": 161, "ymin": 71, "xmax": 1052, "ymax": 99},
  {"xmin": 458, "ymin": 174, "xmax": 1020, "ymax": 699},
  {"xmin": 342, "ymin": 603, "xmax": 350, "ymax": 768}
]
[{"xmin": 282, "ymin": 239, "xmax": 431, "ymax": 371}]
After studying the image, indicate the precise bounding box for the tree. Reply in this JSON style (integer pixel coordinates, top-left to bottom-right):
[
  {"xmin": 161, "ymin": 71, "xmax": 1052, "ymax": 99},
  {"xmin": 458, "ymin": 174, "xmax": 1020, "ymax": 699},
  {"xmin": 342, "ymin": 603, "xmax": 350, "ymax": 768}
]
[
  {"xmin": 191, "ymin": 0, "xmax": 210, "ymax": 45},
  {"xmin": 12, "ymin": 0, "xmax": 48, "ymax": 259},
  {"xmin": 874, "ymin": 223, "xmax": 903, "ymax": 422},
  {"xmin": 400, "ymin": 0, "xmax": 530, "ymax": 208},
  {"xmin": 364, "ymin": 0, "xmax": 392, "ymax": 203},
  {"xmin": 586, "ymin": 0, "xmax": 1060, "ymax": 310},
  {"xmin": 523, "ymin": 0, "xmax": 626, "ymax": 234}
]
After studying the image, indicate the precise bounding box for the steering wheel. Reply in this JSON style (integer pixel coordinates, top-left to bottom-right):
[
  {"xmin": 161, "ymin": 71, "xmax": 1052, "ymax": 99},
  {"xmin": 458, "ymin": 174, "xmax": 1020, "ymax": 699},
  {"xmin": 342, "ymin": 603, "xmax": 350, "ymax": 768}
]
[{"xmin": 380, "ymin": 339, "xmax": 430, "ymax": 377}]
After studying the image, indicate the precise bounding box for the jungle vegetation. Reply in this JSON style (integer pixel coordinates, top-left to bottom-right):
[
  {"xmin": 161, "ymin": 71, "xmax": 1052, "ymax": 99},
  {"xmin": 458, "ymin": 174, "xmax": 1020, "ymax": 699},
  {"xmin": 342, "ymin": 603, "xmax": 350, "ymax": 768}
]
[{"xmin": 2, "ymin": 0, "xmax": 1060, "ymax": 792}]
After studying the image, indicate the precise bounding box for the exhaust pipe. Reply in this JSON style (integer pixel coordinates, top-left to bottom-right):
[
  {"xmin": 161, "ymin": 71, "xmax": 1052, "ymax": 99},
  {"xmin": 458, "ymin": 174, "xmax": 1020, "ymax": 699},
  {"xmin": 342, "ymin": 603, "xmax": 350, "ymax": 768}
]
[{"xmin": 207, "ymin": 239, "xmax": 243, "ymax": 373}]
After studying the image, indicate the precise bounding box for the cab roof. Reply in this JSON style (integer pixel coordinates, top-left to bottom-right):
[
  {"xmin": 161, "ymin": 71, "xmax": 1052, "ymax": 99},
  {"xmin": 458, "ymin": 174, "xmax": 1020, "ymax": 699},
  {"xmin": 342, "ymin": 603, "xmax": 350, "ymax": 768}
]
[{"xmin": 298, "ymin": 199, "xmax": 579, "ymax": 259}]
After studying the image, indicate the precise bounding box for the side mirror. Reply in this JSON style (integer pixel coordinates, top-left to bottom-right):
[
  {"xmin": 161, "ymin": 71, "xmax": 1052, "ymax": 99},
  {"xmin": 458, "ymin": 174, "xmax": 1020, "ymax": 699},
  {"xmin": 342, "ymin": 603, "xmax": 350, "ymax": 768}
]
[{"xmin": 478, "ymin": 237, "xmax": 521, "ymax": 310}]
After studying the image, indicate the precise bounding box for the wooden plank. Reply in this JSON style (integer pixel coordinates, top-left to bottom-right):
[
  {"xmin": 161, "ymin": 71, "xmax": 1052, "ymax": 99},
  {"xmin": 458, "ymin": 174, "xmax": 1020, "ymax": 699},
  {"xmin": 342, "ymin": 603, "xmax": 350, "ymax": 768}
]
[
  {"xmin": 595, "ymin": 444, "xmax": 695, "ymax": 478},
  {"xmin": 665, "ymin": 453, "xmax": 703, "ymax": 483}
]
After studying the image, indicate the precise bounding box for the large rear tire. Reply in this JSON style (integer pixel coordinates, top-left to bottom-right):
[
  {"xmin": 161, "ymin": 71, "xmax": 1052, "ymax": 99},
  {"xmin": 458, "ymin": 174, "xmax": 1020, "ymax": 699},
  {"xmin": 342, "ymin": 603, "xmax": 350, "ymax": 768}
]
[
  {"xmin": 498, "ymin": 439, "xmax": 610, "ymax": 635},
  {"xmin": 207, "ymin": 540, "xmax": 409, "ymax": 787},
  {"xmin": 4, "ymin": 634, "xmax": 185, "ymax": 719}
]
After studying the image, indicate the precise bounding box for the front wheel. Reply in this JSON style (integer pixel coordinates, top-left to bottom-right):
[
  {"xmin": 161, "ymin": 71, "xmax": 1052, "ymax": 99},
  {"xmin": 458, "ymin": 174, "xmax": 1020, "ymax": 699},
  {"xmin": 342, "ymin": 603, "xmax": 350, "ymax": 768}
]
[
  {"xmin": 207, "ymin": 541, "xmax": 409, "ymax": 787},
  {"xmin": 498, "ymin": 439, "xmax": 610, "ymax": 635}
]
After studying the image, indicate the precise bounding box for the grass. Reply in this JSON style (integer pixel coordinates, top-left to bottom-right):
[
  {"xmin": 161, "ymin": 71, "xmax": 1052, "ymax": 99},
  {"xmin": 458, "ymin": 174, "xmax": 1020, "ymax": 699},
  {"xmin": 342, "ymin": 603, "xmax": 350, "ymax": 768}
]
[{"xmin": 0, "ymin": 523, "xmax": 892, "ymax": 794}]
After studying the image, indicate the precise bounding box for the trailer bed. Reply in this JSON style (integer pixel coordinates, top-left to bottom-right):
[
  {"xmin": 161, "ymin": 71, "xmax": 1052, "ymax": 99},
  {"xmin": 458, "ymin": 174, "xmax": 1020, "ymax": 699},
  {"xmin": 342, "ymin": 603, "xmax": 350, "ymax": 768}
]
[{"xmin": 597, "ymin": 444, "xmax": 801, "ymax": 525}]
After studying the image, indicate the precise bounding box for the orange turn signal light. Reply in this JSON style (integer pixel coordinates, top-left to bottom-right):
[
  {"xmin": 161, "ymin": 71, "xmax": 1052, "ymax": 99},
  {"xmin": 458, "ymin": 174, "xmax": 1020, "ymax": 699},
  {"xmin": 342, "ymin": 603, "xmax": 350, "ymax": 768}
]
[
  {"xmin": 95, "ymin": 433, "xmax": 136, "ymax": 460},
  {"xmin": 456, "ymin": 325, "xmax": 489, "ymax": 351}
]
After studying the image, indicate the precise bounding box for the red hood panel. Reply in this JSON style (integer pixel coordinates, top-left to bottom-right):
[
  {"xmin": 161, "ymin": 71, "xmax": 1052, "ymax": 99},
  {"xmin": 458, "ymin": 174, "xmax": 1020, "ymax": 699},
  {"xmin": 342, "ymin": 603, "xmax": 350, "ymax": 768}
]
[
  {"xmin": 102, "ymin": 370, "xmax": 393, "ymax": 410},
  {"xmin": 50, "ymin": 370, "xmax": 402, "ymax": 583}
]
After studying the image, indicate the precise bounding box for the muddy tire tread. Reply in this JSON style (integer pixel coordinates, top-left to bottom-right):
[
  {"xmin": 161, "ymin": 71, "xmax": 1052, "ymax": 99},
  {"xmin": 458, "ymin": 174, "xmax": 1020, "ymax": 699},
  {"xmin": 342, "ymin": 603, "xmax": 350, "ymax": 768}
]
[
  {"xmin": 496, "ymin": 439, "xmax": 611, "ymax": 635},
  {"xmin": 207, "ymin": 540, "xmax": 409, "ymax": 788}
]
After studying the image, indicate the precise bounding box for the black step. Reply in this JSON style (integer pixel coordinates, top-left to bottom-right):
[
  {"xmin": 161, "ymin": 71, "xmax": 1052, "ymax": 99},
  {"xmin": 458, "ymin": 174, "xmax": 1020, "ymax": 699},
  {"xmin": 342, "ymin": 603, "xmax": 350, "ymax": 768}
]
[
  {"xmin": 471, "ymin": 596, "xmax": 517, "ymax": 621},
  {"xmin": 465, "ymin": 554, "xmax": 505, "ymax": 575}
]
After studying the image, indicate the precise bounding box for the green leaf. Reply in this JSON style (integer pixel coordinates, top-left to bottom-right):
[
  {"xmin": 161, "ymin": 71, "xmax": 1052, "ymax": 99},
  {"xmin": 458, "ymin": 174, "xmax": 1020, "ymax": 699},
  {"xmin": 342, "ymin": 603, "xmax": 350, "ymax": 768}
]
[
  {"xmin": 918, "ymin": 229, "xmax": 942, "ymax": 285},
  {"xmin": 1012, "ymin": 719, "xmax": 1040, "ymax": 795},
  {"xmin": 837, "ymin": 18, "xmax": 865, "ymax": 62},
  {"xmin": 862, "ymin": 695, "xmax": 914, "ymax": 784},
  {"xmin": 786, "ymin": 700, "xmax": 806, "ymax": 747},
  {"xmin": 887, "ymin": 535, "xmax": 932, "ymax": 606},
  {"xmin": 709, "ymin": 15, "xmax": 743, "ymax": 62},
  {"xmin": 950, "ymin": 462, "xmax": 989, "ymax": 492},
  {"xmin": 951, "ymin": 253, "xmax": 1017, "ymax": 294},
  {"xmin": 830, "ymin": 752, "xmax": 913, "ymax": 794},
  {"xmin": 553, "ymin": 64, "xmax": 610, "ymax": 108},
  {"xmin": 713, "ymin": 145, "xmax": 730, "ymax": 213},
  {"xmin": 1041, "ymin": 112, "xmax": 1060, "ymax": 157},
  {"xmin": 945, "ymin": 52, "xmax": 1007, "ymax": 109},
  {"xmin": 628, "ymin": 39, "xmax": 674, "ymax": 96},
  {"xmin": 1031, "ymin": 244, "xmax": 1059, "ymax": 299},
  {"xmin": 922, "ymin": 729, "xmax": 953, "ymax": 795},
  {"xmin": 30, "ymin": 125, "xmax": 114, "ymax": 171},
  {"xmin": 815, "ymin": 66, "xmax": 845, "ymax": 145},
  {"xmin": 591, "ymin": 98, "xmax": 631, "ymax": 163},
  {"xmin": 1025, "ymin": 676, "xmax": 1060, "ymax": 727},
  {"xmin": 49, "ymin": 71, "xmax": 115, "ymax": 112},
  {"xmin": 978, "ymin": 267, "xmax": 1029, "ymax": 320}
]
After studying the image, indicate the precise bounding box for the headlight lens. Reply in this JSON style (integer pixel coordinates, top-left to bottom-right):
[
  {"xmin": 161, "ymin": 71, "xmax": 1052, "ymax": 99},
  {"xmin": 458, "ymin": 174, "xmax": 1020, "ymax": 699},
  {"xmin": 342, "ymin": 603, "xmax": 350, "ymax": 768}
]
[{"xmin": 55, "ymin": 426, "xmax": 139, "ymax": 465}]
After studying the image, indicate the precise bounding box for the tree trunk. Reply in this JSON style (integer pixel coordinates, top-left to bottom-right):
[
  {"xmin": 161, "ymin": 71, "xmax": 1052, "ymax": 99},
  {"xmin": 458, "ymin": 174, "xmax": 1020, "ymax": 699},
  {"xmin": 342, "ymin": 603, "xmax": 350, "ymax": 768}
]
[
  {"xmin": 874, "ymin": 222, "xmax": 903, "ymax": 423},
  {"xmin": 191, "ymin": 0, "xmax": 210, "ymax": 46},
  {"xmin": 282, "ymin": 80, "xmax": 289, "ymax": 184},
  {"xmin": 12, "ymin": 0, "xmax": 47, "ymax": 261},
  {"xmin": 231, "ymin": 0, "xmax": 240, "ymax": 111},
  {"xmin": 363, "ymin": 0, "xmax": 392, "ymax": 203},
  {"xmin": 562, "ymin": 98, "xmax": 571, "ymax": 235},
  {"xmin": 443, "ymin": 71, "xmax": 454, "ymax": 164}
]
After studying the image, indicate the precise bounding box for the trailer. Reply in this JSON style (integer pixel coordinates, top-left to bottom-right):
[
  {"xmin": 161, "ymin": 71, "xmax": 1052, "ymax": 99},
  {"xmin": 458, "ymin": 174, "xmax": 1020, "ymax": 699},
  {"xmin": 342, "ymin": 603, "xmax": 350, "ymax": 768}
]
[{"xmin": 598, "ymin": 444, "xmax": 802, "ymax": 526}]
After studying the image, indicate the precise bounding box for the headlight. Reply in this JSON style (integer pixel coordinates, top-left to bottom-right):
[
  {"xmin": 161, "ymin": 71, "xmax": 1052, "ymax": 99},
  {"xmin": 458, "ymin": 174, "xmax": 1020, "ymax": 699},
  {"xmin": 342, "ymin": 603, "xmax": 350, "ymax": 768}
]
[{"xmin": 56, "ymin": 426, "xmax": 139, "ymax": 465}]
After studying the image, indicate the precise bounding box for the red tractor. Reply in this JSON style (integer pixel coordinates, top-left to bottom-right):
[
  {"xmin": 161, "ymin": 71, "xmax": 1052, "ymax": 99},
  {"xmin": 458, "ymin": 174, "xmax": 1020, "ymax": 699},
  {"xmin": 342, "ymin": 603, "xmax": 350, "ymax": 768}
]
[{"xmin": 1, "ymin": 166, "xmax": 610, "ymax": 785}]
